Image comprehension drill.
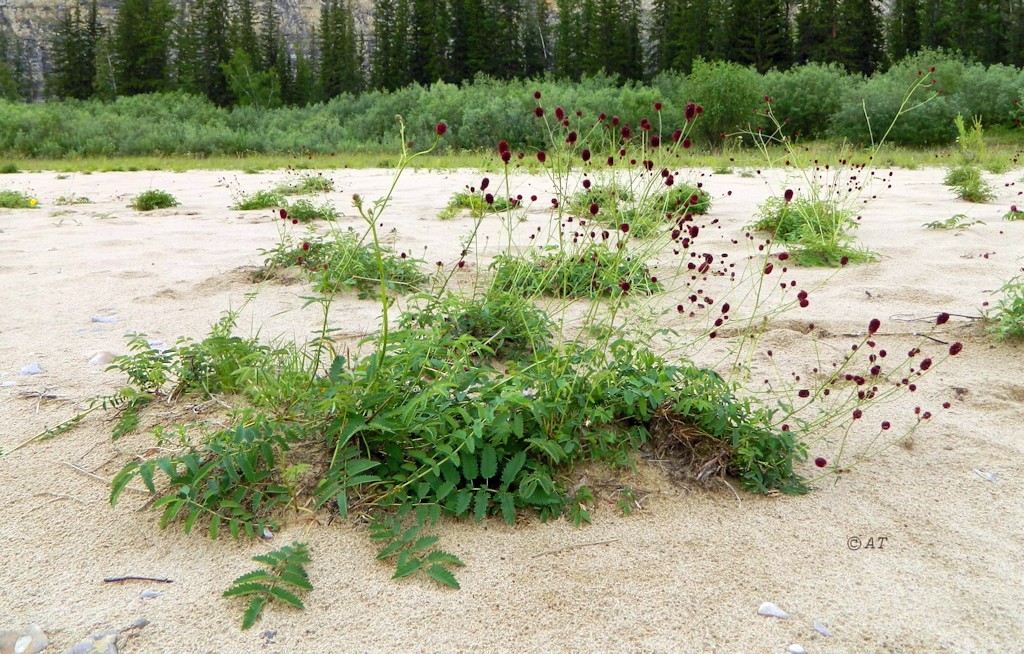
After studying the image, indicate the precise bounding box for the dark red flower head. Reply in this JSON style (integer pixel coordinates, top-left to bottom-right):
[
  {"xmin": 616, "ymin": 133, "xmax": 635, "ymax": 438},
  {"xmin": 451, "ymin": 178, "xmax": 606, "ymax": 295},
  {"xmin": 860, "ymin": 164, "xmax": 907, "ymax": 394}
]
[
  {"xmin": 650, "ymin": 135, "xmax": 661, "ymax": 147},
  {"xmin": 279, "ymin": 208, "xmax": 289, "ymax": 220},
  {"xmin": 498, "ymin": 140, "xmax": 510, "ymax": 154},
  {"xmin": 784, "ymin": 189, "xmax": 794, "ymax": 203},
  {"xmin": 654, "ymin": 102, "xmax": 663, "ymax": 111},
  {"xmin": 685, "ymin": 102, "xmax": 697, "ymax": 122},
  {"xmin": 814, "ymin": 457, "xmax": 827, "ymax": 468},
  {"xmin": 534, "ymin": 90, "xmax": 541, "ymax": 99},
  {"xmin": 621, "ymin": 126, "xmax": 632, "ymax": 140},
  {"xmin": 868, "ymin": 318, "xmax": 880, "ymax": 335},
  {"xmin": 555, "ymin": 107, "xmax": 565, "ymax": 121},
  {"xmin": 435, "ymin": 121, "xmax": 447, "ymax": 136},
  {"xmin": 537, "ymin": 151, "xmax": 546, "ymax": 163},
  {"xmin": 535, "ymin": 106, "xmax": 544, "ymax": 118},
  {"xmin": 501, "ymin": 151, "xmax": 512, "ymax": 163},
  {"xmin": 589, "ymin": 203, "xmax": 599, "ymax": 216},
  {"xmin": 949, "ymin": 342, "xmax": 963, "ymax": 356},
  {"xmin": 936, "ymin": 312, "xmax": 950, "ymax": 325},
  {"xmin": 481, "ymin": 177, "xmax": 490, "ymax": 191},
  {"xmin": 682, "ymin": 138, "xmax": 692, "ymax": 149},
  {"xmin": 582, "ymin": 149, "xmax": 591, "ymax": 162}
]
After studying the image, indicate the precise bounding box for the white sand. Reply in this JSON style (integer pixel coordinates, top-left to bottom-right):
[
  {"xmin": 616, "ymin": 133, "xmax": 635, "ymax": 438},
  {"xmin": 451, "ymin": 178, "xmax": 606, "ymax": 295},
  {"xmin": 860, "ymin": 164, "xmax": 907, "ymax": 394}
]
[{"xmin": 1, "ymin": 167, "xmax": 1022, "ymax": 653}]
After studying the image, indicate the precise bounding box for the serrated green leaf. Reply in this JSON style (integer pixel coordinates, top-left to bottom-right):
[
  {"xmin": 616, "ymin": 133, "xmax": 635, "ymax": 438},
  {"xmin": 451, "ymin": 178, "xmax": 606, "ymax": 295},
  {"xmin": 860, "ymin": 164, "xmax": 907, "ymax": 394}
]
[
  {"xmin": 408, "ymin": 535, "xmax": 440, "ymax": 553},
  {"xmin": 500, "ymin": 451, "xmax": 527, "ymax": 489},
  {"xmin": 277, "ymin": 570, "xmax": 313, "ymax": 591},
  {"xmin": 499, "ymin": 492, "xmax": 516, "ymax": 526},
  {"xmin": 392, "ymin": 555, "xmax": 423, "ymax": 579},
  {"xmin": 241, "ymin": 595, "xmax": 267, "ymax": 630},
  {"xmin": 425, "ymin": 550, "xmax": 465, "ymax": 566},
  {"xmin": 182, "ymin": 508, "xmax": 201, "ymax": 534},
  {"xmin": 473, "ymin": 488, "xmax": 489, "ymax": 522},
  {"xmin": 453, "ymin": 489, "xmax": 472, "ymax": 516},
  {"xmin": 158, "ymin": 499, "xmax": 184, "ymax": 528},
  {"xmin": 229, "ymin": 570, "xmax": 276, "ymax": 586},
  {"xmin": 267, "ymin": 585, "xmax": 305, "ymax": 610},
  {"xmin": 376, "ymin": 537, "xmax": 408, "ymax": 560},
  {"xmin": 223, "ymin": 581, "xmax": 272, "ymax": 598},
  {"xmin": 209, "ymin": 516, "xmax": 220, "ymax": 540},
  {"xmin": 480, "ymin": 445, "xmax": 498, "ymax": 480},
  {"xmin": 425, "ymin": 563, "xmax": 460, "ymax": 589},
  {"xmin": 138, "ymin": 463, "xmax": 156, "ymax": 493}
]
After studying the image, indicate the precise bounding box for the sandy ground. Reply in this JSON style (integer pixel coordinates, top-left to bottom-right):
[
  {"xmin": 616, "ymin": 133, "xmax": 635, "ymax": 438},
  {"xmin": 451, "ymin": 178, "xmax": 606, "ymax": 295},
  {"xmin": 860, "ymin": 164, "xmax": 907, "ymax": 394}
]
[{"xmin": 1, "ymin": 166, "xmax": 1022, "ymax": 654}]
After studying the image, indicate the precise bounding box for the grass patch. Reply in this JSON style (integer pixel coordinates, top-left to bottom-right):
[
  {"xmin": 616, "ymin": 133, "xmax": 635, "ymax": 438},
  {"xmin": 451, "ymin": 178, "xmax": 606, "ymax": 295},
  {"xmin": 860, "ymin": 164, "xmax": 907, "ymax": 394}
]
[
  {"xmin": 233, "ymin": 189, "xmax": 287, "ymax": 210},
  {"xmin": 257, "ymin": 229, "xmax": 425, "ymax": 297},
  {"xmin": 751, "ymin": 196, "xmax": 876, "ymax": 267},
  {"xmin": 1002, "ymin": 205, "xmax": 1023, "ymax": 221},
  {"xmin": 284, "ymin": 199, "xmax": 339, "ymax": 222},
  {"xmin": 439, "ymin": 190, "xmax": 516, "ymax": 219},
  {"xmin": 923, "ymin": 214, "xmax": 984, "ymax": 229},
  {"xmin": 55, "ymin": 194, "xmax": 93, "ymax": 206},
  {"xmin": 490, "ymin": 243, "xmax": 660, "ymax": 298},
  {"xmin": 130, "ymin": 190, "xmax": 179, "ymax": 211},
  {"xmin": 274, "ymin": 173, "xmax": 335, "ymax": 195},
  {"xmin": 0, "ymin": 190, "xmax": 37, "ymax": 208}
]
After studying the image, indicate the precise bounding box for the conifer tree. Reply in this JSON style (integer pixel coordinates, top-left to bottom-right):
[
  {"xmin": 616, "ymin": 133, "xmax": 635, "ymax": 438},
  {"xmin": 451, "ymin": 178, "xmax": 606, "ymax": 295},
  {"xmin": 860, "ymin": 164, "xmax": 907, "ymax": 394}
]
[
  {"xmin": 521, "ymin": 0, "xmax": 551, "ymax": 77},
  {"xmin": 836, "ymin": 0, "xmax": 882, "ymax": 75},
  {"xmin": 448, "ymin": 0, "xmax": 492, "ymax": 82},
  {"xmin": 231, "ymin": 0, "xmax": 260, "ymax": 66},
  {"xmin": 370, "ymin": 0, "xmax": 411, "ymax": 90},
  {"xmin": 319, "ymin": 0, "xmax": 361, "ymax": 99},
  {"xmin": 408, "ymin": 0, "xmax": 448, "ymax": 84},
  {"xmin": 888, "ymin": 0, "xmax": 922, "ymax": 61},
  {"xmin": 726, "ymin": 0, "xmax": 790, "ymax": 72},
  {"xmin": 113, "ymin": 0, "xmax": 176, "ymax": 95}
]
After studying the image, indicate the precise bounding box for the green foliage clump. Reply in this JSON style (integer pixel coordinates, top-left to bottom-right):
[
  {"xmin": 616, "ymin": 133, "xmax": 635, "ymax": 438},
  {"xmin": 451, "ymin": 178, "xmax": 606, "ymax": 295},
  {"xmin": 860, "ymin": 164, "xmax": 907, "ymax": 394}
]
[
  {"xmin": 399, "ymin": 290, "xmax": 554, "ymax": 360},
  {"xmin": 567, "ymin": 182, "xmax": 709, "ymax": 239},
  {"xmin": 439, "ymin": 190, "xmax": 516, "ymax": 219},
  {"xmin": 258, "ymin": 229, "xmax": 425, "ymax": 297},
  {"xmin": 987, "ymin": 276, "xmax": 1024, "ymax": 340},
  {"xmin": 763, "ymin": 62, "xmax": 861, "ymax": 139},
  {"xmin": 923, "ymin": 214, "xmax": 983, "ymax": 230},
  {"xmin": 751, "ymin": 196, "xmax": 875, "ymax": 267},
  {"xmin": 0, "ymin": 189, "xmax": 36, "ymax": 208},
  {"xmin": 687, "ymin": 59, "xmax": 765, "ymax": 144},
  {"xmin": 130, "ymin": 189, "xmax": 179, "ymax": 211},
  {"xmin": 284, "ymin": 199, "xmax": 339, "ymax": 222},
  {"xmin": 55, "ymin": 194, "xmax": 92, "ymax": 205},
  {"xmin": 275, "ymin": 173, "xmax": 335, "ymax": 195},
  {"xmin": 233, "ymin": 189, "xmax": 286, "ymax": 210},
  {"xmin": 944, "ymin": 115, "xmax": 995, "ymax": 203},
  {"xmin": 1004, "ymin": 206, "xmax": 1024, "ymax": 221},
  {"xmin": 490, "ymin": 243, "xmax": 659, "ymax": 298}
]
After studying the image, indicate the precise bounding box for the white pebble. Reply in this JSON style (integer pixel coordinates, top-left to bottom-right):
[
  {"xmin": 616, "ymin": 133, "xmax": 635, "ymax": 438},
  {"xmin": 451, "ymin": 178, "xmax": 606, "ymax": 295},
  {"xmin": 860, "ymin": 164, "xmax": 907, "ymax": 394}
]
[
  {"xmin": 19, "ymin": 363, "xmax": 43, "ymax": 375},
  {"xmin": 757, "ymin": 602, "xmax": 791, "ymax": 619},
  {"xmin": 91, "ymin": 316, "xmax": 118, "ymax": 324},
  {"xmin": 88, "ymin": 351, "xmax": 118, "ymax": 366},
  {"xmin": 813, "ymin": 622, "xmax": 832, "ymax": 637}
]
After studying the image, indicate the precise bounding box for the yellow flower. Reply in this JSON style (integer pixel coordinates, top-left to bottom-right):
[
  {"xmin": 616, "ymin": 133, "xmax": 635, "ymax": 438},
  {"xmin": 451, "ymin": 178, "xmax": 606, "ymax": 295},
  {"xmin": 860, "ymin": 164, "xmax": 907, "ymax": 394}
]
[{"xmin": 29, "ymin": 198, "xmax": 37, "ymax": 206}]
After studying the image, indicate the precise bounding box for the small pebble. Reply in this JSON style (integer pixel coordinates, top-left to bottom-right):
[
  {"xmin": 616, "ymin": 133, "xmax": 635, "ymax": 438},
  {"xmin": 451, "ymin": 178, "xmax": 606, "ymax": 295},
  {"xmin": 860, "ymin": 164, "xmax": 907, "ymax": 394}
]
[
  {"xmin": 757, "ymin": 602, "xmax": 791, "ymax": 619},
  {"xmin": 140, "ymin": 590, "xmax": 162, "ymax": 599},
  {"xmin": 63, "ymin": 630, "xmax": 118, "ymax": 654},
  {"xmin": 18, "ymin": 363, "xmax": 43, "ymax": 376},
  {"xmin": 0, "ymin": 624, "xmax": 48, "ymax": 654},
  {"xmin": 787, "ymin": 645, "xmax": 806, "ymax": 654},
  {"xmin": 88, "ymin": 351, "xmax": 118, "ymax": 366},
  {"xmin": 813, "ymin": 622, "xmax": 832, "ymax": 637},
  {"xmin": 261, "ymin": 527, "xmax": 274, "ymax": 540},
  {"xmin": 973, "ymin": 469, "xmax": 998, "ymax": 482},
  {"xmin": 91, "ymin": 316, "xmax": 118, "ymax": 324},
  {"xmin": 1, "ymin": 381, "xmax": 15, "ymax": 388}
]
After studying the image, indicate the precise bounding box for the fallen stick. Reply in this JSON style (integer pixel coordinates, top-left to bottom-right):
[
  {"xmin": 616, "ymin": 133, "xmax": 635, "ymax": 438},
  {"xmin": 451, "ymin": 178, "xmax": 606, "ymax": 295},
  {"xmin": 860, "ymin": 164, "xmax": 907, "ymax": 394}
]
[
  {"xmin": 532, "ymin": 538, "xmax": 618, "ymax": 558},
  {"xmin": 103, "ymin": 576, "xmax": 173, "ymax": 584}
]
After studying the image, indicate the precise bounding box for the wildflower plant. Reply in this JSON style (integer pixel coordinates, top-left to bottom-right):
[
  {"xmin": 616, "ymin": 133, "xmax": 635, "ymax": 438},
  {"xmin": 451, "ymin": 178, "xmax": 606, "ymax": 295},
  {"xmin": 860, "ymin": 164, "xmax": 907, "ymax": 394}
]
[
  {"xmin": 33, "ymin": 90, "xmax": 968, "ymax": 626},
  {"xmin": 944, "ymin": 114, "xmax": 996, "ymax": 203}
]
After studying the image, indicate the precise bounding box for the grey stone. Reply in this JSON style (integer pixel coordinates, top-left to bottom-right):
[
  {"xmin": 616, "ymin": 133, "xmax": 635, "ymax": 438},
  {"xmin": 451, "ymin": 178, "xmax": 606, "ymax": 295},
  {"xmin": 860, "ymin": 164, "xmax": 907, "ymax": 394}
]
[
  {"xmin": 787, "ymin": 645, "xmax": 806, "ymax": 654},
  {"xmin": 61, "ymin": 620, "xmax": 149, "ymax": 654},
  {"xmin": 18, "ymin": 363, "xmax": 43, "ymax": 376},
  {"xmin": 813, "ymin": 622, "xmax": 832, "ymax": 637},
  {"xmin": 139, "ymin": 590, "xmax": 162, "ymax": 600},
  {"xmin": 757, "ymin": 602, "xmax": 791, "ymax": 619},
  {"xmin": 0, "ymin": 624, "xmax": 48, "ymax": 654},
  {"xmin": 90, "ymin": 317, "xmax": 118, "ymax": 324}
]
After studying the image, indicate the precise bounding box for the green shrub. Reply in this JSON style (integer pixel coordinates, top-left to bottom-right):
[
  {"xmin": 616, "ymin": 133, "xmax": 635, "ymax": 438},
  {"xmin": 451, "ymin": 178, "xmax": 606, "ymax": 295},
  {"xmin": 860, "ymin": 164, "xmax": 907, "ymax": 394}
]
[
  {"xmin": 764, "ymin": 62, "xmax": 861, "ymax": 139},
  {"xmin": 957, "ymin": 63, "xmax": 1024, "ymax": 127},
  {"xmin": 687, "ymin": 59, "xmax": 765, "ymax": 145},
  {"xmin": 439, "ymin": 190, "xmax": 517, "ymax": 219},
  {"xmin": 130, "ymin": 189, "xmax": 179, "ymax": 211}
]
